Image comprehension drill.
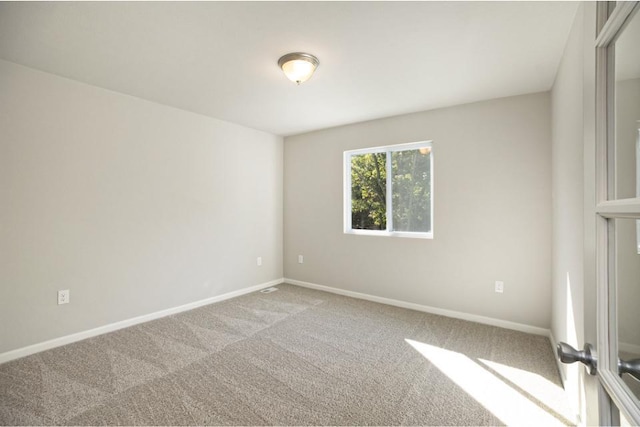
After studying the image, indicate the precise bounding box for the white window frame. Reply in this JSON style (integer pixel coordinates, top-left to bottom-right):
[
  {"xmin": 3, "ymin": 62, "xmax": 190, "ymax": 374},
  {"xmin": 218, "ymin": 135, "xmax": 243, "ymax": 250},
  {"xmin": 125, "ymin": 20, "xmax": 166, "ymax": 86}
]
[{"xmin": 343, "ymin": 140, "xmax": 433, "ymax": 239}]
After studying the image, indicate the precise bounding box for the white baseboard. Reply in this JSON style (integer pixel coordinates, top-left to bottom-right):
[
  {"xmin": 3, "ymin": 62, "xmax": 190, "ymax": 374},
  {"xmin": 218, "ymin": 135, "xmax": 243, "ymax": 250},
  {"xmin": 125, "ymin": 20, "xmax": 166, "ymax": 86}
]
[
  {"xmin": 0, "ymin": 278, "xmax": 285, "ymax": 365},
  {"xmin": 284, "ymin": 278, "xmax": 550, "ymax": 336},
  {"xmin": 2, "ymin": 277, "xmax": 555, "ymax": 365}
]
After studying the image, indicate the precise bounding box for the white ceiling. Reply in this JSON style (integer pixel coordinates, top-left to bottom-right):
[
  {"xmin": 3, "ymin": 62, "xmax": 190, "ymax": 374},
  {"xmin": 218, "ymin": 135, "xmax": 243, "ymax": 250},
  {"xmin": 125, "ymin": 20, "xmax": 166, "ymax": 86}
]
[{"xmin": 0, "ymin": 1, "xmax": 578, "ymax": 136}]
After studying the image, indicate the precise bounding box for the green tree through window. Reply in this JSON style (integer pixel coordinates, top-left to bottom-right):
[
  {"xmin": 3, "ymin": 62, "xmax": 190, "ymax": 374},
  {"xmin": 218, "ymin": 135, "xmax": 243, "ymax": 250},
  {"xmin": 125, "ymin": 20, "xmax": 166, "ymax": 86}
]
[
  {"xmin": 392, "ymin": 149, "xmax": 431, "ymax": 232},
  {"xmin": 346, "ymin": 142, "xmax": 432, "ymax": 236},
  {"xmin": 351, "ymin": 152, "xmax": 387, "ymax": 230}
]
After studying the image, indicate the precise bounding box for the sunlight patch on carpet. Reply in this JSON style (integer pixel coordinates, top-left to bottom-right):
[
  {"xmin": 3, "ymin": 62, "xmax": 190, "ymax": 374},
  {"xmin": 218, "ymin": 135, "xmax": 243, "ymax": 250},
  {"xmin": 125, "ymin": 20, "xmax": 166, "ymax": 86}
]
[
  {"xmin": 405, "ymin": 339, "xmax": 570, "ymax": 426},
  {"xmin": 478, "ymin": 358, "xmax": 574, "ymax": 424}
]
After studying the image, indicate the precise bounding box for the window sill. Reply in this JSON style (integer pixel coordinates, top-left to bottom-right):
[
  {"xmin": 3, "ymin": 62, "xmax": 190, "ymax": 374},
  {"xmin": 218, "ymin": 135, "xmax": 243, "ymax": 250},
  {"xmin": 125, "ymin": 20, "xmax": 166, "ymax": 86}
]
[{"xmin": 344, "ymin": 229, "xmax": 433, "ymax": 239}]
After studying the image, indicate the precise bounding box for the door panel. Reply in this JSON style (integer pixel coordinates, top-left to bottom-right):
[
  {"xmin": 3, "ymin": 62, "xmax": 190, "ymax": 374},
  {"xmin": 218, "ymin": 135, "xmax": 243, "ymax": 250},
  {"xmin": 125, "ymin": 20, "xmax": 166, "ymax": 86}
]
[
  {"xmin": 612, "ymin": 4, "xmax": 640, "ymax": 408},
  {"xmin": 596, "ymin": 2, "xmax": 640, "ymax": 424}
]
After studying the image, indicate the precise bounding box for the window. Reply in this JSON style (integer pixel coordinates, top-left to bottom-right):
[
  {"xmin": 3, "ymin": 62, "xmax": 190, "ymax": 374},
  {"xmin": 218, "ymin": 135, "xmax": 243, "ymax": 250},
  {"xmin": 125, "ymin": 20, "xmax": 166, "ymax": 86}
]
[{"xmin": 344, "ymin": 141, "xmax": 433, "ymax": 238}]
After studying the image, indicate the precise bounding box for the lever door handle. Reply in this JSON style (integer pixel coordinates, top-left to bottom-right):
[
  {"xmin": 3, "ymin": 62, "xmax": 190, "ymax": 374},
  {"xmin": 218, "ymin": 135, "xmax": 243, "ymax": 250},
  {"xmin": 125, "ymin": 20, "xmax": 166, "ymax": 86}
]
[
  {"xmin": 557, "ymin": 342, "xmax": 597, "ymax": 375},
  {"xmin": 619, "ymin": 358, "xmax": 640, "ymax": 382}
]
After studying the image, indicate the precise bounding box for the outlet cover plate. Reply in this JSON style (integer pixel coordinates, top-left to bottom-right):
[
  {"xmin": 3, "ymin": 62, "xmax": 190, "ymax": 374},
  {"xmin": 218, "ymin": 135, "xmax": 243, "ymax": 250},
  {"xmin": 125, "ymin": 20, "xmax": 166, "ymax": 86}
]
[{"xmin": 58, "ymin": 289, "xmax": 70, "ymax": 305}]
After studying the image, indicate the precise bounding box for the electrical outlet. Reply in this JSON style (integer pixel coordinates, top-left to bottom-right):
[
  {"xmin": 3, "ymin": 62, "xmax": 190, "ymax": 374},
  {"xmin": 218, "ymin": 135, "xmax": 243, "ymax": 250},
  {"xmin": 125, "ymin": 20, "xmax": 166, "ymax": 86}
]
[
  {"xmin": 494, "ymin": 281, "xmax": 504, "ymax": 293},
  {"xmin": 58, "ymin": 289, "xmax": 70, "ymax": 305},
  {"xmin": 298, "ymin": 255, "xmax": 304, "ymax": 264},
  {"xmin": 257, "ymin": 256, "xmax": 262, "ymax": 266}
]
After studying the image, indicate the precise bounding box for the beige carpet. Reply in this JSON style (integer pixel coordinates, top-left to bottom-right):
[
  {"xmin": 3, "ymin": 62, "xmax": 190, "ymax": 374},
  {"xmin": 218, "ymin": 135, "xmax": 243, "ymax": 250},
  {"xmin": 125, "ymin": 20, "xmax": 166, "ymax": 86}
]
[{"xmin": 0, "ymin": 283, "xmax": 572, "ymax": 426}]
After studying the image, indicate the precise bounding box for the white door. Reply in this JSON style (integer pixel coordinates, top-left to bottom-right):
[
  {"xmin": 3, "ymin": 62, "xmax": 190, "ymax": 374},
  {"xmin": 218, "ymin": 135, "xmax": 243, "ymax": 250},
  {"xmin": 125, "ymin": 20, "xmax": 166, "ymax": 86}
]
[
  {"xmin": 594, "ymin": 2, "xmax": 640, "ymax": 424},
  {"xmin": 558, "ymin": 2, "xmax": 640, "ymax": 425}
]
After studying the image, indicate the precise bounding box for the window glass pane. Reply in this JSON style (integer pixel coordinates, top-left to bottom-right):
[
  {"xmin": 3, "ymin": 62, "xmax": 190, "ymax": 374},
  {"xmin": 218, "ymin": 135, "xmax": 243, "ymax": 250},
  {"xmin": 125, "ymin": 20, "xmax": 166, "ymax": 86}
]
[
  {"xmin": 350, "ymin": 152, "xmax": 387, "ymax": 230},
  {"xmin": 391, "ymin": 147, "xmax": 431, "ymax": 232},
  {"xmin": 614, "ymin": 218, "xmax": 640, "ymax": 403},
  {"xmin": 613, "ymin": 8, "xmax": 640, "ymax": 200}
]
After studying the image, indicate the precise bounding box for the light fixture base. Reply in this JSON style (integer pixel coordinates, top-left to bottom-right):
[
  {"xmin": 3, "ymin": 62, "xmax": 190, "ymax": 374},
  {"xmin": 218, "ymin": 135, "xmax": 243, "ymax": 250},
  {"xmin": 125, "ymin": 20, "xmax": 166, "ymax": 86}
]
[{"xmin": 278, "ymin": 52, "xmax": 319, "ymax": 85}]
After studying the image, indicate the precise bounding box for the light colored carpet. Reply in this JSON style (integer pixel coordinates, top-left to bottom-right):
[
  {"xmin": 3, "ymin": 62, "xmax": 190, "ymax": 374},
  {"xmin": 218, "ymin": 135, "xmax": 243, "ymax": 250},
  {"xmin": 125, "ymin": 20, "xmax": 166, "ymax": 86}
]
[{"xmin": 0, "ymin": 283, "xmax": 573, "ymax": 426}]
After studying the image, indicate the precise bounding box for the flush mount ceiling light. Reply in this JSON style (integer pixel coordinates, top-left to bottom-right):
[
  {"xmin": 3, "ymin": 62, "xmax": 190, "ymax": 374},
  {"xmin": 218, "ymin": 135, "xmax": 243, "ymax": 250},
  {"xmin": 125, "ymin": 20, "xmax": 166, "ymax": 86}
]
[{"xmin": 278, "ymin": 52, "xmax": 319, "ymax": 85}]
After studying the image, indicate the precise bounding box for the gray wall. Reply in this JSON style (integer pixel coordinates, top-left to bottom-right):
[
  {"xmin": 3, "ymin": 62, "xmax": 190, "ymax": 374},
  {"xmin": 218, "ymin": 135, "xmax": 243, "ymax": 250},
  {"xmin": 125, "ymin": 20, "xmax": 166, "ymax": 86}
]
[
  {"xmin": 0, "ymin": 60, "xmax": 283, "ymax": 354},
  {"xmin": 550, "ymin": 3, "xmax": 585, "ymax": 418},
  {"xmin": 284, "ymin": 92, "xmax": 552, "ymax": 328}
]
